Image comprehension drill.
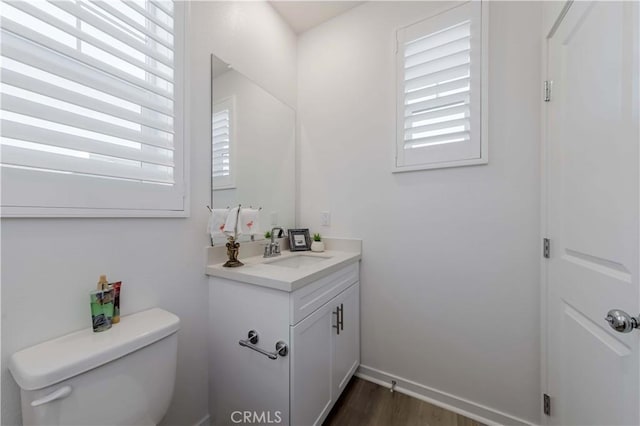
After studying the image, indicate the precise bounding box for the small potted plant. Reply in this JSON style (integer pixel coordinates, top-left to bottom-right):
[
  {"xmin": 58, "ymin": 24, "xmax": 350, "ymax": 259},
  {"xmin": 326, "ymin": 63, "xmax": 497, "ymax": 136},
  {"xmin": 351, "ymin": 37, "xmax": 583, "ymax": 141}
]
[
  {"xmin": 264, "ymin": 231, "xmax": 272, "ymax": 240},
  {"xmin": 311, "ymin": 233, "xmax": 324, "ymax": 252}
]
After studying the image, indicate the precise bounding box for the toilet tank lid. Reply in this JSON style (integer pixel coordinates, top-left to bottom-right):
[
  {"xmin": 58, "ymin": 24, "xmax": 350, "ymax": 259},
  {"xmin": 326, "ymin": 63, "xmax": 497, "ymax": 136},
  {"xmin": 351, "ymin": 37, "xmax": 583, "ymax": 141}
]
[{"xmin": 9, "ymin": 308, "xmax": 180, "ymax": 391}]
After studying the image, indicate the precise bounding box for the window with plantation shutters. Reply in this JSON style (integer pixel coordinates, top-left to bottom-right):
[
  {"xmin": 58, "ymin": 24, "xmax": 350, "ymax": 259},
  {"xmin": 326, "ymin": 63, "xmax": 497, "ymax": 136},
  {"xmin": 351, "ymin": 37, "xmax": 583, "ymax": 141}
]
[
  {"xmin": 0, "ymin": 0, "xmax": 187, "ymax": 216},
  {"xmin": 212, "ymin": 97, "xmax": 235, "ymax": 190},
  {"xmin": 395, "ymin": 1, "xmax": 487, "ymax": 172}
]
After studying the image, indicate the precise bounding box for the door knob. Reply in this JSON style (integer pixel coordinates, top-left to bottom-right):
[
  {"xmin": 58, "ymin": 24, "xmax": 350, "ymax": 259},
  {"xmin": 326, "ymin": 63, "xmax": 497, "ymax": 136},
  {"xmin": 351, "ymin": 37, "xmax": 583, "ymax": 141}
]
[{"xmin": 605, "ymin": 309, "xmax": 640, "ymax": 333}]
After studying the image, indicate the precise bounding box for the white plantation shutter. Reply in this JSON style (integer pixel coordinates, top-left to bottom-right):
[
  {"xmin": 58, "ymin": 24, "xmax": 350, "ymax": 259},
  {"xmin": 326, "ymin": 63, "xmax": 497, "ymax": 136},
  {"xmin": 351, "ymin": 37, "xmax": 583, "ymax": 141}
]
[
  {"xmin": 212, "ymin": 110, "xmax": 230, "ymax": 177},
  {"xmin": 212, "ymin": 97, "xmax": 234, "ymax": 190},
  {"xmin": 0, "ymin": 0, "xmax": 187, "ymax": 215},
  {"xmin": 396, "ymin": 1, "xmax": 487, "ymax": 171}
]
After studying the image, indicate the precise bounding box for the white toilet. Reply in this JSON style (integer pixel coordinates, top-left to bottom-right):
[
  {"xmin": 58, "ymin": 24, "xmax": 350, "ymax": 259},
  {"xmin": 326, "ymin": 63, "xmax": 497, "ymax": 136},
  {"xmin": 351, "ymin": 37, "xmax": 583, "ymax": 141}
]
[{"xmin": 9, "ymin": 308, "xmax": 180, "ymax": 426}]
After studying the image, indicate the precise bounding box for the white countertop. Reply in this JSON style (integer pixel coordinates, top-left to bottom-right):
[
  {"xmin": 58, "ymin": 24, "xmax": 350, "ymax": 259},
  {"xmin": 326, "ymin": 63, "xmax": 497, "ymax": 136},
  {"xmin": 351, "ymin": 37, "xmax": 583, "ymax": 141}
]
[{"xmin": 206, "ymin": 239, "xmax": 361, "ymax": 292}]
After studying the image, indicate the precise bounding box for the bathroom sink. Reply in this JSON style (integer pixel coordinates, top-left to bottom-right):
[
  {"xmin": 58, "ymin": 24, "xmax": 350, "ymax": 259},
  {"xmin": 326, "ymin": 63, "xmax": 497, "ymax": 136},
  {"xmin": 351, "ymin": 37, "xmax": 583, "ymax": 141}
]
[{"xmin": 265, "ymin": 254, "xmax": 332, "ymax": 269}]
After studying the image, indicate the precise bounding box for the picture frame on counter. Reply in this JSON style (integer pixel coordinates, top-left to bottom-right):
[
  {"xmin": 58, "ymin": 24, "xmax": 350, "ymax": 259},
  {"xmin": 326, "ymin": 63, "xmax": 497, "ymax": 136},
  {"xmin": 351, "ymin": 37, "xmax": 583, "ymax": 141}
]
[{"xmin": 288, "ymin": 229, "xmax": 311, "ymax": 251}]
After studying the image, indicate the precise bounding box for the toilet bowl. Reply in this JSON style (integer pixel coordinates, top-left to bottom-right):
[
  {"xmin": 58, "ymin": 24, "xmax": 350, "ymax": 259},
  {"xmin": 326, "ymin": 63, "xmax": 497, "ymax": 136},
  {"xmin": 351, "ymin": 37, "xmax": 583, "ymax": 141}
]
[{"xmin": 9, "ymin": 308, "xmax": 180, "ymax": 426}]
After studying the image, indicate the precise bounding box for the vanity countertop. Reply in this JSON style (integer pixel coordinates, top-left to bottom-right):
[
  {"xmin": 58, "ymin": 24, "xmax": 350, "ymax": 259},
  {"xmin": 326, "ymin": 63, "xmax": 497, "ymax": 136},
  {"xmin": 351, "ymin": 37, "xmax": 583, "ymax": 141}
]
[{"xmin": 206, "ymin": 238, "xmax": 361, "ymax": 292}]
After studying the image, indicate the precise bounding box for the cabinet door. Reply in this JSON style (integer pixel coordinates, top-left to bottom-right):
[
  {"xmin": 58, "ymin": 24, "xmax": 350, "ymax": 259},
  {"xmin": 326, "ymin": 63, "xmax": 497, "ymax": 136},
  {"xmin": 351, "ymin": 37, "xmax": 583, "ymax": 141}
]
[
  {"xmin": 290, "ymin": 300, "xmax": 335, "ymax": 426},
  {"xmin": 332, "ymin": 282, "xmax": 360, "ymax": 401}
]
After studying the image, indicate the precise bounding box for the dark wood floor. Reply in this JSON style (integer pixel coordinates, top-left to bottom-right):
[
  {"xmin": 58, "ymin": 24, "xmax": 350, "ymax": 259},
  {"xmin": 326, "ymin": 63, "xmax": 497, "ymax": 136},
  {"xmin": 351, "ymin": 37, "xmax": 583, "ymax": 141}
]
[{"xmin": 323, "ymin": 377, "xmax": 485, "ymax": 426}]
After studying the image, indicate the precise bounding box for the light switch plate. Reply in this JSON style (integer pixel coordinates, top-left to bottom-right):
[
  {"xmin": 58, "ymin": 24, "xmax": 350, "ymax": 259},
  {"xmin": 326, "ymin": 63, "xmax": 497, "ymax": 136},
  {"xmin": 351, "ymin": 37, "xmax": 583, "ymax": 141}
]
[{"xmin": 321, "ymin": 211, "xmax": 331, "ymax": 227}]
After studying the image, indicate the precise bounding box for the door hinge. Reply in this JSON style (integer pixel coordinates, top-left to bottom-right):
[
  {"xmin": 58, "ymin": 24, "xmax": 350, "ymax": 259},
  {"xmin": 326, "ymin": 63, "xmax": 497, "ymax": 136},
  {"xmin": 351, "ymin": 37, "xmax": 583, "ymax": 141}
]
[
  {"xmin": 543, "ymin": 393, "xmax": 551, "ymax": 416},
  {"xmin": 544, "ymin": 80, "xmax": 552, "ymax": 102},
  {"xmin": 543, "ymin": 238, "xmax": 551, "ymax": 259}
]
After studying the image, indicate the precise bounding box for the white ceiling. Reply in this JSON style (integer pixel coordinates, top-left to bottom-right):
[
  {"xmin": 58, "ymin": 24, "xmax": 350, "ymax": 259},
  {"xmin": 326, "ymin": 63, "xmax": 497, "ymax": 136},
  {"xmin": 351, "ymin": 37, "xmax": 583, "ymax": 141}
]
[{"xmin": 269, "ymin": 1, "xmax": 364, "ymax": 34}]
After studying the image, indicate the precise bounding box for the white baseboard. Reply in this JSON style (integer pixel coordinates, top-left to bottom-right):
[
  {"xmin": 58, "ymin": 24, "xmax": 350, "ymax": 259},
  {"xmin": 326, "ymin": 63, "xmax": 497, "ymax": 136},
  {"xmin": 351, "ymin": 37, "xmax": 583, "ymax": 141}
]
[
  {"xmin": 193, "ymin": 414, "xmax": 210, "ymax": 426},
  {"xmin": 356, "ymin": 365, "xmax": 535, "ymax": 426}
]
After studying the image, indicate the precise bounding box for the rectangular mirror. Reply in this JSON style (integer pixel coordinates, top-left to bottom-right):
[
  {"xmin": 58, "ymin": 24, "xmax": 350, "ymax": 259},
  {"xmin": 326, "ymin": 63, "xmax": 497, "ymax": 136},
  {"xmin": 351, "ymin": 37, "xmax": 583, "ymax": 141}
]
[{"xmin": 211, "ymin": 54, "xmax": 295, "ymax": 244}]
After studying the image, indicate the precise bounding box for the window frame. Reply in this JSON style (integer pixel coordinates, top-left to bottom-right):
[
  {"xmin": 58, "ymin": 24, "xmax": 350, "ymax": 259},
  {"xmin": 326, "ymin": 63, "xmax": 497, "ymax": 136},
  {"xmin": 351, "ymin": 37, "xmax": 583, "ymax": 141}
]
[
  {"xmin": 212, "ymin": 96, "xmax": 236, "ymax": 191},
  {"xmin": 0, "ymin": 1, "xmax": 191, "ymax": 218},
  {"xmin": 393, "ymin": 0, "xmax": 488, "ymax": 173}
]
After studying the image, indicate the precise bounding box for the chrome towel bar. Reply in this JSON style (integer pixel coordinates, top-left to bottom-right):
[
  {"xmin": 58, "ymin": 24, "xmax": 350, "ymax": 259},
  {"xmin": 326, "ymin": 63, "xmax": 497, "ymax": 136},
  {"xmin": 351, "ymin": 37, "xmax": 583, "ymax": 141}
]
[{"xmin": 238, "ymin": 330, "xmax": 288, "ymax": 360}]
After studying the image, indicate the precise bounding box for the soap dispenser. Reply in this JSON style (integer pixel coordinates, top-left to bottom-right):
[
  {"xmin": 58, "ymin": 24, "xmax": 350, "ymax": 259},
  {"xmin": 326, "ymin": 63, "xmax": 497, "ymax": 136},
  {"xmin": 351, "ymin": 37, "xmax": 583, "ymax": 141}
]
[{"xmin": 97, "ymin": 274, "xmax": 109, "ymax": 290}]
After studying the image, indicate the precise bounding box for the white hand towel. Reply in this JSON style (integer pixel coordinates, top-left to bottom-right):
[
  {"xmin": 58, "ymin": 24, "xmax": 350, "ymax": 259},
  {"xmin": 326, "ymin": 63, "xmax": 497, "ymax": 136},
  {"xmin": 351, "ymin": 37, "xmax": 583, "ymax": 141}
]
[
  {"xmin": 207, "ymin": 209, "xmax": 229, "ymax": 239},
  {"xmin": 239, "ymin": 208, "xmax": 261, "ymax": 236},
  {"xmin": 223, "ymin": 207, "xmax": 240, "ymax": 237}
]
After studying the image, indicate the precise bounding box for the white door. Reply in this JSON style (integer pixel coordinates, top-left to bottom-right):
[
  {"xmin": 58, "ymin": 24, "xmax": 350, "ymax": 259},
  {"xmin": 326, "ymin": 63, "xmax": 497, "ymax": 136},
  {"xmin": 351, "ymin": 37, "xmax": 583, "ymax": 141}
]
[
  {"xmin": 545, "ymin": 2, "xmax": 640, "ymax": 425},
  {"xmin": 332, "ymin": 282, "xmax": 360, "ymax": 401},
  {"xmin": 290, "ymin": 301, "xmax": 334, "ymax": 426}
]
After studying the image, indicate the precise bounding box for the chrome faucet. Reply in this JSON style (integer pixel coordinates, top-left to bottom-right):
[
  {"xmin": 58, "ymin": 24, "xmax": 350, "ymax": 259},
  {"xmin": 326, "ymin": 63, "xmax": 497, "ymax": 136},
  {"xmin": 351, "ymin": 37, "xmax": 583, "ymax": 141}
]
[
  {"xmin": 264, "ymin": 227, "xmax": 285, "ymax": 258},
  {"xmin": 271, "ymin": 227, "xmax": 284, "ymax": 242}
]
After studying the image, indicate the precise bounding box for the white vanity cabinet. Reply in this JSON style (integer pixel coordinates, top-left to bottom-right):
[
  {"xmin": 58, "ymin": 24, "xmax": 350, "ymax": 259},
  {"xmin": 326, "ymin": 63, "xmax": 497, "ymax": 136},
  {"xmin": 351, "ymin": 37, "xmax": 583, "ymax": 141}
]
[
  {"xmin": 291, "ymin": 281, "xmax": 359, "ymax": 425},
  {"xmin": 208, "ymin": 259, "xmax": 360, "ymax": 426}
]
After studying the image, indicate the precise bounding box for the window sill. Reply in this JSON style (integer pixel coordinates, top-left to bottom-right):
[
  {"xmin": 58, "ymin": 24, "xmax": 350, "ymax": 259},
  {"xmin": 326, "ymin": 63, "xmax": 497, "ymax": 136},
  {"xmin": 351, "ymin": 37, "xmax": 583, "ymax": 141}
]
[
  {"xmin": 392, "ymin": 157, "xmax": 488, "ymax": 173},
  {"xmin": 1, "ymin": 206, "xmax": 190, "ymax": 218}
]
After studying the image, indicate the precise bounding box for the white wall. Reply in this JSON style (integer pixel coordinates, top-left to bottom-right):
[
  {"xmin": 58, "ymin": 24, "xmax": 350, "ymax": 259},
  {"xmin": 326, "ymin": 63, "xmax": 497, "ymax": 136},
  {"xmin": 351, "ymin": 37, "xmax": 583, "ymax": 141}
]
[
  {"xmin": 203, "ymin": 1, "xmax": 298, "ymax": 109},
  {"xmin": 0, "ymin": 2, "xmax": 297, "ymax": 425},
  {"xmin": 297, "ymin": 1, "xmax": 541, "ymax": 423}
]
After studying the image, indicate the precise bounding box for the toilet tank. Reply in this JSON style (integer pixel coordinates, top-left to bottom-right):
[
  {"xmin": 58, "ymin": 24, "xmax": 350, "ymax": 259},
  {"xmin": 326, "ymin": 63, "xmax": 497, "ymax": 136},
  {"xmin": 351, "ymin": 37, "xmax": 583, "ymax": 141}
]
[{"xmin": 9, "ymin": 308, "xmax": 180, "ymax": 426}]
